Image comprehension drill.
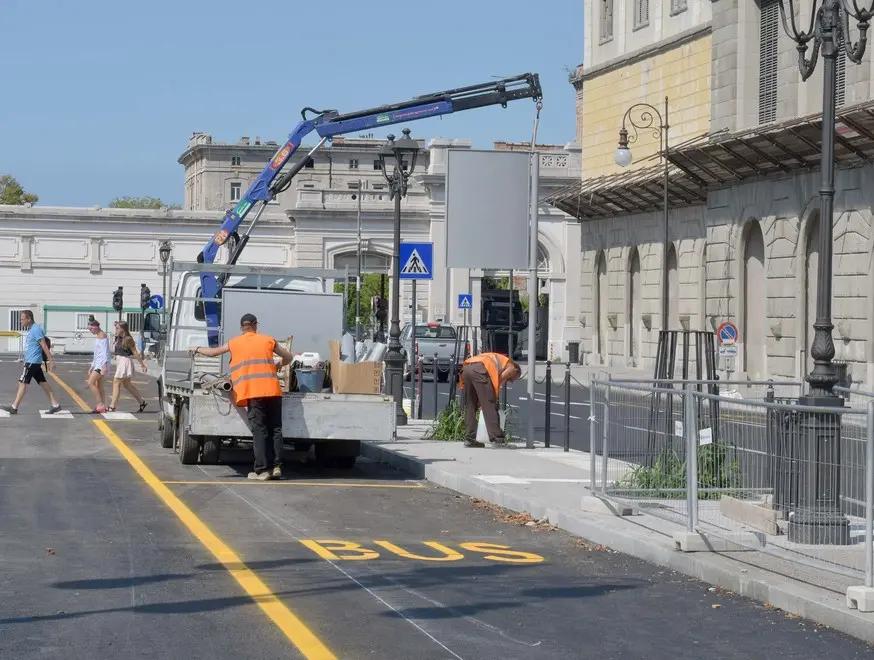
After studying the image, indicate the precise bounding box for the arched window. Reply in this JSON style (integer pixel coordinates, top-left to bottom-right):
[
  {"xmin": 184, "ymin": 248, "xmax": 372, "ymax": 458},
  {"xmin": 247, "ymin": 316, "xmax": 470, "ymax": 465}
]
[
  {"xmin": 743, "ymin": 221, "xmax": 767, "ymax": 376},
  {"xmin": 628, "ymin": 247, "xmax": 641, "ymax": 361},
  {"xmin": 596, "ymin": 251, "xmax": 608, "ymax": 363}
]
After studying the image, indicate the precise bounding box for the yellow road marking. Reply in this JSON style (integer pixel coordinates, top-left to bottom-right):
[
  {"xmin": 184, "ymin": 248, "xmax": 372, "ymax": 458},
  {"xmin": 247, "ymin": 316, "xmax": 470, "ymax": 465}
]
[
  {"xmin": 163, "ymin": 480, "xmax": 424, "ymax": 489},
  {"xmin": 49, "ymin": 371, "xmax": 337, "ymax": 660}
]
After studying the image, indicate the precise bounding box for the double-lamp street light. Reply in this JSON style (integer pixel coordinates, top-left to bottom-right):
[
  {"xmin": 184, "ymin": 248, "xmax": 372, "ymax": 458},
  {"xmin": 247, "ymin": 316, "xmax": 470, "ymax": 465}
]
[
  {"xmin": 774, "ymin": 0, "xmax": 874, "ymax": 544},
  {"xmin": 378, "ymin": 128, "xmax": 419, "ymax": 427}
]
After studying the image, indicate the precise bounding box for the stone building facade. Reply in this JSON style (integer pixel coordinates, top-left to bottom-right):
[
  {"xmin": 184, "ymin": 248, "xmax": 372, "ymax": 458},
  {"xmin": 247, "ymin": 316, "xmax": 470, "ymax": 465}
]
[{"xmin": 551, "ymin": 0, "xmax": 874, "ymax": 386}]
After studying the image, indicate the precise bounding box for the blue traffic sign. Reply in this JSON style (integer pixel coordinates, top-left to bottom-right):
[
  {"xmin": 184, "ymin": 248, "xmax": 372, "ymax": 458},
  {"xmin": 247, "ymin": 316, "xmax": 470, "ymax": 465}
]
[
  {"xmin": 149, "ymin": 294, "xmax": 164, "ymax": 310},
  {"xmin": 458, "ymin": 293, "xmax": 473, "ymax": 310},
  {"xmin": 717, "ymin": 322, "xmax": 738, "ymax": 345},
  {"xmin": 398, "ymin": 242, "xmax": 433, "ymax": 280}
]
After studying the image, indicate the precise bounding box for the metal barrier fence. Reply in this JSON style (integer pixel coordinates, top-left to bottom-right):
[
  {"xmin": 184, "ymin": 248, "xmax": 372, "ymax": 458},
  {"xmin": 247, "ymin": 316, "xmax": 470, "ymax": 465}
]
[{"xmin": 590, "ymin": 378, "xmax": 874, "ymax": 591}]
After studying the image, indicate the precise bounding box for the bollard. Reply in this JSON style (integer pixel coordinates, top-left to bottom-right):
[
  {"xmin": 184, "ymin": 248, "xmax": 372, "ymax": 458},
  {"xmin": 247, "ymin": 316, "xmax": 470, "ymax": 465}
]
[
  {"xmin": 416, "ymin": 357, "xmax": 424, "ymax": 420},
  {"xmin": 564, "ymin": 362, "xmax": 571, "ymax": 452},
  {"xmin": 433, "ymin": 352, "xmax": 439, "ymax": 420},
  {"xmin": 544, "ymin": 361, "xmax": 552, "ymax": 448}
]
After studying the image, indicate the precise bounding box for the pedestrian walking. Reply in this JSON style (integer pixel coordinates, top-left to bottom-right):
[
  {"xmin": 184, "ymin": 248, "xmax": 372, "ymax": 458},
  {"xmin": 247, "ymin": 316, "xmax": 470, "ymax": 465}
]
[
  {"xmin": 189, "ymin": 313, "xmax": 292, "ymax": 480},
  {"xmin": 107, "ymin": 321, "xmax": 148, "ymax": 412},
  {"xmin": 86, "ymin": 319, "xmax": 110, "ymax": 413},
  {"xmin": 459, "ymin": 351, "xmax": 521, "ymax": 448},
  {"xmin": 1, "ymin": 310, "xmax": 62, "ymax": 415}
]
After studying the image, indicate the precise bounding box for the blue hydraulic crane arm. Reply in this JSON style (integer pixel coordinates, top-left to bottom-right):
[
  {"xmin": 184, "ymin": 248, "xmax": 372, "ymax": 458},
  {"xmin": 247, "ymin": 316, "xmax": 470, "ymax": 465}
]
[{"xmin": 197, "ymin": 73, "xmax": 541, "ymax": 344}]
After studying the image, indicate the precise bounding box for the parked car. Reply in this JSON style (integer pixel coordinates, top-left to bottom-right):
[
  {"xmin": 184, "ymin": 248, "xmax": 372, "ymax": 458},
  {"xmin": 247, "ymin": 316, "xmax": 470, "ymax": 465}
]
[{"xmin": 400, "ymin": 322, "xmax": 468, "ymax": 382}]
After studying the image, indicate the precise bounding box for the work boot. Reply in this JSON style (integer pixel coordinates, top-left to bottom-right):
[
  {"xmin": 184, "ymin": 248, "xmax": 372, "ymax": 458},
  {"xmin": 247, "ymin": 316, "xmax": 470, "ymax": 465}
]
[
  {"xmin": 464, "ymin": 439, "xmax": 485, "ymax": 448},
  {"xmin": 247, "ymin": 470, "xmax": 272, "ymax": 481}
]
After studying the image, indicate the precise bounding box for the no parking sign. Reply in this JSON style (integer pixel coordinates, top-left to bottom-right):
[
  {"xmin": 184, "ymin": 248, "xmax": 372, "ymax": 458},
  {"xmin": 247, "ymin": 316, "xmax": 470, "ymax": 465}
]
[{"xmin": 716, "ymin": 321, "xmax": 738, "ymax": 358}]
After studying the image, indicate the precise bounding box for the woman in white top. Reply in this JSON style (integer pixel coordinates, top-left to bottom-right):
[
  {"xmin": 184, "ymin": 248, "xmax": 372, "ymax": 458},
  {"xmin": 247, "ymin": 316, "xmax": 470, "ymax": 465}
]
[{"xmin": 87, "ymin": 319, "xmax": 110, "ymax": 413}]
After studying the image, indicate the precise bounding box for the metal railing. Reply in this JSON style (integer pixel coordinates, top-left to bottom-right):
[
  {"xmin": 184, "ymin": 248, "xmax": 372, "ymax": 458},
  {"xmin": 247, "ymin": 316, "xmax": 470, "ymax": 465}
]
[{"xmin": 590, "ymin": 378, "xmax": 874, "ymax": 597}]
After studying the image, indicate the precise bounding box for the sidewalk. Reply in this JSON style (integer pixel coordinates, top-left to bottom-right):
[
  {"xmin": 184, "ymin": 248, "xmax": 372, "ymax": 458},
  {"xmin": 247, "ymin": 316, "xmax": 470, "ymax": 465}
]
[{"xmin": 362, "ymin": 421, "xmax": 874, "ymax": 645}]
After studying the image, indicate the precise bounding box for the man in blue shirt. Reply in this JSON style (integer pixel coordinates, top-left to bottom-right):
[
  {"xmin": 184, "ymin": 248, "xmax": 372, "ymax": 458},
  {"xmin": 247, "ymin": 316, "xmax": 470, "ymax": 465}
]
[{"xmin": 1, "ymin": 310, "xmax": 61, "ymax": 415}]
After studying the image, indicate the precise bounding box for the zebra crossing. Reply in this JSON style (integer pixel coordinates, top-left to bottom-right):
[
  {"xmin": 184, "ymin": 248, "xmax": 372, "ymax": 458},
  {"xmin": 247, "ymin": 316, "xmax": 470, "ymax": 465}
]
[{"xmin": 0, "ymin": 408, "xmax": 149, "ymax": 421}]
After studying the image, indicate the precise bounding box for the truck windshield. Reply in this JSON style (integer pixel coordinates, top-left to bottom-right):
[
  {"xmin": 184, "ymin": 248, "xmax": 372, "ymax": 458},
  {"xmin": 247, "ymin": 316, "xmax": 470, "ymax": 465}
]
[{"xmin": 414, "ymin": 326, "xmax": 457, "ymax": 339}]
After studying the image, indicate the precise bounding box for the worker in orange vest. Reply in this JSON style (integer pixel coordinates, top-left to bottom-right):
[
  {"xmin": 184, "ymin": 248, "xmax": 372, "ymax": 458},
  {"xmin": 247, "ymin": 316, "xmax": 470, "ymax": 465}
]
[
  {"xmin": 189, "ymin": 313, "xmax": 292, "ymax": 480},
  {"xmin": 459, "ymin": 352, "xmax": 521, "ymax": 448}
]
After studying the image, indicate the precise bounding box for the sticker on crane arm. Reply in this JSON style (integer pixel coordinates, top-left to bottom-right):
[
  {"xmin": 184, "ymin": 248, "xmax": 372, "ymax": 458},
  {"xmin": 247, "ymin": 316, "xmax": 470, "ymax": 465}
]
[
  {"xmin": 213, "ymin": 229, "xmax": 230, "ymax": 246},
  {"xmin": 376, "ymin": 114, "xmax": 391, "ymax": 123},
  {"xmin": 270, "ymin": 144, "xmax": 293, "ymax": 170},
  {"xmin": 234, "ymin": 200, "xmax": 252, "ymax": 217}
]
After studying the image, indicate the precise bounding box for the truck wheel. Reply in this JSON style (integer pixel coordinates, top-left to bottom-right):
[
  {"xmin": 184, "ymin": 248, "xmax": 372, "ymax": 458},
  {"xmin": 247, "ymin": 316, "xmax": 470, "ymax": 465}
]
[
  {"xmin": 178, "ymin": 405, "xmax": 200, "ymax": 465},
  {"xmin": 437, "ymin": 370, "xmax": 449, "ymax": 383},
  {"xmin": 201, "ymin": 437, "xmax": 221, "ymax": 465},
  {"xmin": 160, "ymin": 414, "xmax": 175, "ymax": 449}
]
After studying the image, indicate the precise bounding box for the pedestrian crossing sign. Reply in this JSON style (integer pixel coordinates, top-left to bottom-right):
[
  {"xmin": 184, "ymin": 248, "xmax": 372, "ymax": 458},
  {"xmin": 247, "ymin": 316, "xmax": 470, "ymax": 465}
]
[
  {"xmin": 398, "ymin": 242, "xmax": 433, "ymax": 280},
  {"xmin": 458, "ymin": 294, "xmax": 473, "ymax": 310}
]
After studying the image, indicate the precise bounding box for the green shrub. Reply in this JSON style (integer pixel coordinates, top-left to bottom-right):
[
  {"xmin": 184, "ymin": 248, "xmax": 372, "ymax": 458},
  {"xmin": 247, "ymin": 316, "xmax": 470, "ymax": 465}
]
[
  {"xmin": 424, "ymin": 401, "xmax": 523, "ymax": 443},
  {"xmin": 424, "ymin": 400, "xmax": 465, "ymax": 441},
  {"xmin": 614, "ymin": 442, "xmax": 741, "ymax": 500}
]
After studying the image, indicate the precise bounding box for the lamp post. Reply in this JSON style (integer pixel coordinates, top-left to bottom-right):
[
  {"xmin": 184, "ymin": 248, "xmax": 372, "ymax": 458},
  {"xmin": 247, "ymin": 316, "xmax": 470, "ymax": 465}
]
[
  {"xmin": 614, "ymin": 98, "xmax": 670, "ymax": 331},
  {"xmin": 378, "ymin": 128, "xmax": 419, "ymax": 427},
  {"xmin": 354, "ymin": 179, "xmax": 363, "ymax": 340},
  {"xmin": 158, "ymin": 240, "xmax": 173, "ymax": 326},
  {"xmin": 775, "ymin": 0, "xmax": 871, "ymax": 544}
]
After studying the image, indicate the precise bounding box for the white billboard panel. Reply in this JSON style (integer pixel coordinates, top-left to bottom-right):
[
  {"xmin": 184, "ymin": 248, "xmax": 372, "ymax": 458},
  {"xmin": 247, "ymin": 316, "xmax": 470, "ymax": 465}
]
[{"xmin": 445, "ymin": 149, "xmax": 530, "ymax": 269}]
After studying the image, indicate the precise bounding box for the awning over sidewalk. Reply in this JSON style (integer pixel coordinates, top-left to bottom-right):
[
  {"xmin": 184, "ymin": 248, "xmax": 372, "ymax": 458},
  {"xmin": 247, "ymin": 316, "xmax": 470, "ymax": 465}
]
[
  {"xmin": 544, "ymin": 163, "xmax": 707, "ymax": 220},
  {"xmin": 549, "ymin": 99, "xmax": 874, "ymax": 222},
  {"xmin": 667, "ymin": 98, "xmax": 874, "ymax": 186}
]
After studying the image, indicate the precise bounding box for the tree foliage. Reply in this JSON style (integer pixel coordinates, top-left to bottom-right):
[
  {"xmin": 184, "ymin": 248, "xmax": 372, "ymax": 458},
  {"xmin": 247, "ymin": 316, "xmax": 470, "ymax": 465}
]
[
  {"xmin": 0, "ymin": 175, "xmax": 38, "ymax": 205},
  {"xmin": 109, "ymin": 196, "xmax": 181, "ymax": 210},
  {"xmin": 334, "ymin": 273, "xmax": 386, "ymax": 330}
]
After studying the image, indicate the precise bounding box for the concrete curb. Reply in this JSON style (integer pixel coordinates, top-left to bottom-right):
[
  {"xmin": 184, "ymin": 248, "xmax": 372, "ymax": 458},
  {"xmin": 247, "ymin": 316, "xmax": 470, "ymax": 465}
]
[{"xmin": 361, "ymin": 441, "xmax": 874, "ymax": 645}]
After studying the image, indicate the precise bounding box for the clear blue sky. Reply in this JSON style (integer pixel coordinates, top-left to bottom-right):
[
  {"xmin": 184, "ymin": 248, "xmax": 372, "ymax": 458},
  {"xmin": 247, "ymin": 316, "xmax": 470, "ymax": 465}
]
[{"xmin": 0, "ymin": 0, "xmax": 583, "ymax": 207}]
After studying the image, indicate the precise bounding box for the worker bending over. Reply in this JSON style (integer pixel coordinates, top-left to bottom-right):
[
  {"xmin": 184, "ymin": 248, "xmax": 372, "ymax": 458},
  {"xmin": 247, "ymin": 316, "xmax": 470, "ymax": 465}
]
[
  {"xmin": 460, "ymin": 352, "xmax": 521, "ymax": 448},
  {"xmin": 189, "ymin": 313, "xmax": 292, "ymax": 480}
]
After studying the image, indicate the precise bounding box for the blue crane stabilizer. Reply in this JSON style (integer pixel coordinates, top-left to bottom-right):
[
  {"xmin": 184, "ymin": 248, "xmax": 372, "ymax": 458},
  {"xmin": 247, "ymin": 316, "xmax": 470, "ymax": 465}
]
[{"xmin": 196, "ymin": 73, "xmax": 542, "ymax": 344}]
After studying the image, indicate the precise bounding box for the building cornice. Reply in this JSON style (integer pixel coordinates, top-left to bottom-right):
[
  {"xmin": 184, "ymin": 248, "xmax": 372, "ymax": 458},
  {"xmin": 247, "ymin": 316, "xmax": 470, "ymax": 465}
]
[{"xmin": 577, "ymin": 23, "xmax": 712, "ymax": 83}]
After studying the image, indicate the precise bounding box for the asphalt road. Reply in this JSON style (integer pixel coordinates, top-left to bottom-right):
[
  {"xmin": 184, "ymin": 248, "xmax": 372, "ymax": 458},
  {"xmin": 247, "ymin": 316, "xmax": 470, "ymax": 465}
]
[{"xmin": 1, "ymin": 357, "xmax": 873, "ymax": 659}]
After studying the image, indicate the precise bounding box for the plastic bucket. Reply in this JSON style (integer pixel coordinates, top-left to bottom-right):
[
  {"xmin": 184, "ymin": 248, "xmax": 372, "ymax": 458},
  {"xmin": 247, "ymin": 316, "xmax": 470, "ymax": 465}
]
[{"xmin": 295, "ymin": 368, "xmax": 325, "ymax": 393}]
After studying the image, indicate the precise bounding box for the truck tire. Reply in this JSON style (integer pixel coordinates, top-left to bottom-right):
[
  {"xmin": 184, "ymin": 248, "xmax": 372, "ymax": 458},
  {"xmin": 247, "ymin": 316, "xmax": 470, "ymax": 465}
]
[
  {"xmin": 160, "ymin": 414, "xmax": 175, "ymax": 449},
  {"xmin": 437, "ymin": 370, "xmax": 449, "ymax": 383},
  {"xmin": 201, "ymin": 437, "xmax": 221, "ymax": 465},
  {"xmin": 178, "ymin": 405, "xmax": 200, "ymax": 465}
]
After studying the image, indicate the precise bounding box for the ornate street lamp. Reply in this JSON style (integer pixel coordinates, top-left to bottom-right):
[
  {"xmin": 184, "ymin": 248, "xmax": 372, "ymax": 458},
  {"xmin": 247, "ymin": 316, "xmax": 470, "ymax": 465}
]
[
  {"xmin": 158, "ymin": 240, "xmax": 173, "ymax": 326},
  {"xmin": 615, "ymin": 98, "xmax": 670, "ymax": 329},
  {"xmin": 378, "ymin": 128, "xmax": 419, "ymax": 426},
  {"xmin": 775, "ymin": 0, "xmax": 873, "ymax": 544}
]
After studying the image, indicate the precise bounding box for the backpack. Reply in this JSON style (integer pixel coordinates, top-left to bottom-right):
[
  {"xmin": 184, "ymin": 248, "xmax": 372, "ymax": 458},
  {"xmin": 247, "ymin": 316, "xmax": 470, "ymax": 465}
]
[{"xmin": 41, "ymin": 336, "xmax": 52, "ymax": 363}]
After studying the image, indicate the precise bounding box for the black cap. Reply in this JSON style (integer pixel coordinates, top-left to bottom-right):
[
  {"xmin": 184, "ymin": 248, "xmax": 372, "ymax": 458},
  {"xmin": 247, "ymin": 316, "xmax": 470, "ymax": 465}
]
[{"xmin": 240, "ymin": 313, "xmax": 258, "ymax": 326}]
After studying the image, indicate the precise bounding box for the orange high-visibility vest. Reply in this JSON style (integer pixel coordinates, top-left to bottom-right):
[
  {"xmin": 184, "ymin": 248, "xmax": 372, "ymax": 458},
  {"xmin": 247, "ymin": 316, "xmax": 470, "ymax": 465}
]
[
  {"xmin": 460, "ymin": 352, "xmax": 511, "ymax": 398},
  {"xmin": 228, "ymin": 332, "xmax": 282, "ymax": 407}
]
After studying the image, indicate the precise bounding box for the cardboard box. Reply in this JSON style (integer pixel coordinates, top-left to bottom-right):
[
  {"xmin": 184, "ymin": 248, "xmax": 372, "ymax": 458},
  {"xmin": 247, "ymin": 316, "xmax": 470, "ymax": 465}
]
[{"xmin": 328, "ymin": 340, "xmax": 383, "ymax": 394}]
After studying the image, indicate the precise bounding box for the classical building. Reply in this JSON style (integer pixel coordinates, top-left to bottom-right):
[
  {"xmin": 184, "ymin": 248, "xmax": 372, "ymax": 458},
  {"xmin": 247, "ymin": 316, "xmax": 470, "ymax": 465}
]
[
  {"xmin": 0, "ymin": 132, "xmax": 583, "ymax": 359},
  {"xmin": 549, "ymin": 0, "xmax": 874, "ymax": 387}
]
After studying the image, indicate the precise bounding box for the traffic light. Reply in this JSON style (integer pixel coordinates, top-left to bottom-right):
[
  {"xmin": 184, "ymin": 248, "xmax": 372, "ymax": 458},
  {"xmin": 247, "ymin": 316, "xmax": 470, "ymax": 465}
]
[
  {"xmin": 112, "ymin": 287, "xmax": 124, "ymax": 312},
  {"xmin": 140, "ymin": 283, "xmax": 151, "ymax": 311}
]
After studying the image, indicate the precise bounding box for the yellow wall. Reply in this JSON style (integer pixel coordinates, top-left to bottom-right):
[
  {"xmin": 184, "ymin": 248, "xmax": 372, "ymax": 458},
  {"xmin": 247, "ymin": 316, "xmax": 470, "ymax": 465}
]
[{"xmin": 580, "ymin": 35, "xmax": 712, "ymax": 179}]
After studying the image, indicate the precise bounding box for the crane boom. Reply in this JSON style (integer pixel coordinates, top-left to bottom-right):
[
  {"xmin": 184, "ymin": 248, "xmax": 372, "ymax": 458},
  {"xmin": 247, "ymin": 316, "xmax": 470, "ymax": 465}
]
[{"xmin": 197, "ymin": 73, "xmax": 542, "ymax": 343}]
